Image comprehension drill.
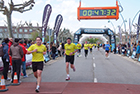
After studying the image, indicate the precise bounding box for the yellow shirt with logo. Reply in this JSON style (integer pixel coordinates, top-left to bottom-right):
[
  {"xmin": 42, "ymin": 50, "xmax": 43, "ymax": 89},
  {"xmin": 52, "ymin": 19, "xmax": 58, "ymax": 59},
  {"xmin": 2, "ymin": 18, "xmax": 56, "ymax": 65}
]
[
  {"xmin": 27, "ymin": 44, "xmax": 47, "ymax": 62},
  {"xmin": 84, "ymin": 44, "xmax": 89, "ymax": 50},
  {"xmin": 89, "ymin": 44, "xmax": 93, "ymax": 48},
  {"xmin": 64, "ymin": 43, "xmax": 77, "ymax": 55},
  {"xmin": 77, "ymin": 43, "xmax": 82, "ymax": 49}
]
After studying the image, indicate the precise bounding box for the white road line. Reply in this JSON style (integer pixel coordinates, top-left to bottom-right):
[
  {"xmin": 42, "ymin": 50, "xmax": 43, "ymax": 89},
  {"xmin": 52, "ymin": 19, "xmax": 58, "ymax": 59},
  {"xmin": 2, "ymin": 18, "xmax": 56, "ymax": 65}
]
[
  {"xmin": 93, "ymin": 57, "xmax": 95, "ymax": 60},
  {"xmin": 93, "ymin": 63, "xmax": 96, "ymax": 68},
  {"xmin": 94, "ymin": 78, "xmax": 98, "ymax": 83}
]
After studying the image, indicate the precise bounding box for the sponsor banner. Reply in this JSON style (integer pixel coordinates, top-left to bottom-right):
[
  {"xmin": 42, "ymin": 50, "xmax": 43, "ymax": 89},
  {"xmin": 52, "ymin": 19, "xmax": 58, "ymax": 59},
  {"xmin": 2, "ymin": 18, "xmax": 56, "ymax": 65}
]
[
  {"xmin": 54, "ymin": 14, "xmax": 63, "ymax": 36},
  {"xmin": 118, "ymin": 26, "xmax": 122, "ymax": 43},
  {"xmin": 42, "ymin": 4, "xmax": 52, "ymax": 42},
  {"xmin": 53, "ymin": 14, "xmax": 63, "ymax": 44},
  {"xmin": 84, "ymin": 28, "xmax": 105, "ymax": 34},
  {"xmin": 136, "ymin": 14, "xmax": 140, "ymax": 42},
  {"xmin": 129, "ymin": 18, "xmax": 131, "ymax": 44}
]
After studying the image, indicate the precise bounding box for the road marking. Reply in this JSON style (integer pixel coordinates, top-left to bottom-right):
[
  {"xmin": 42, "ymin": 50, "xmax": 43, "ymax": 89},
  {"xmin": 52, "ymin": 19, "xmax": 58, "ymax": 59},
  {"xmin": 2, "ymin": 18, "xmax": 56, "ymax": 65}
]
[
  {"xmin": 93, "ymin": 63, "xmax": 96, "ymax": 68},
  {"xmin": 93, "ymin": 57, "xmax": 95, "ymax": 60},
  {"xmin": 94, "ymin": 78, "xmax": 98, "ymax": 83}
]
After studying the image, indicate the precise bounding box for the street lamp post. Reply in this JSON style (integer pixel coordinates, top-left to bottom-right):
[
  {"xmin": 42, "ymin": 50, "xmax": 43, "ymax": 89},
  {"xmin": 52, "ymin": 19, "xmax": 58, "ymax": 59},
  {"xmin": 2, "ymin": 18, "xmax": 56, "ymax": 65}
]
[
  {"xmin": 120, "ymin": 13, "xmax": 127, "ymax": 43},
  {"xmin": 131, "ymin": 10, "xmax": 140, "ymax": 43},
  {"xmin": 108, "ymin": 20, "xmax": 116, "ymax": 34}
]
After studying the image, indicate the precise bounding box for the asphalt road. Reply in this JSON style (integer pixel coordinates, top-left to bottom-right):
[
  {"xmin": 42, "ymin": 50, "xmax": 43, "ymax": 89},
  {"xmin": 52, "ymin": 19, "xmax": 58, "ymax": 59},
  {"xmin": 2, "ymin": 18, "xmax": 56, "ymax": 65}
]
[{"xmin": 21, "ymin": 47, "xmax": 140, "ymax": 85}]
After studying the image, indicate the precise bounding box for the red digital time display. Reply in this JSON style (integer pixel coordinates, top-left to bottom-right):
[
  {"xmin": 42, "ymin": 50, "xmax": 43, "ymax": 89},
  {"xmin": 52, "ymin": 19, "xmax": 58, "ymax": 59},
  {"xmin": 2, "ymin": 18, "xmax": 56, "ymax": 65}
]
[{"xmin": 77, "ymin": 1, "xmax": 119, "ymax": 20}]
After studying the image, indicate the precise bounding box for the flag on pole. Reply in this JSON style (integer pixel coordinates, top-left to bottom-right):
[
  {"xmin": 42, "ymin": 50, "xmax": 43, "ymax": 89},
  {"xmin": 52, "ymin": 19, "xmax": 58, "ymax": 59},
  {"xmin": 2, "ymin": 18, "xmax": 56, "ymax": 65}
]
[
  {"xmin": 118, "ymin": 26, "xmax": 122, "ymax": 43},
  {"xmin": 42, "ymin": 4, "xmax": 52, "ymax": 43},
  {"xmin": 136, "ymin": 14, "xmax": 140, "ymax": 42},
  {"xmin": 53, "ymin": 14, "xmax": 63, "ymax": 44}
]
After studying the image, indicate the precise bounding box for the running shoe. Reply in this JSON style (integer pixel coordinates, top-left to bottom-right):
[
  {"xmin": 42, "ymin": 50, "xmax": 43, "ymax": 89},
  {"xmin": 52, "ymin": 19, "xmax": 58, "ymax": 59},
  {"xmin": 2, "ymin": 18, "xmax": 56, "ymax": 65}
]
[
  {"xmin": 23, "ymin": 75, "xmax": 28, "ymax": 78},
  {"xmin": 66, "ymin": 76, "xmax": 70, "ymax": 81},
  {"xmin": 35, "ymin": 87, "xmax": 40, "ymax": 93}
]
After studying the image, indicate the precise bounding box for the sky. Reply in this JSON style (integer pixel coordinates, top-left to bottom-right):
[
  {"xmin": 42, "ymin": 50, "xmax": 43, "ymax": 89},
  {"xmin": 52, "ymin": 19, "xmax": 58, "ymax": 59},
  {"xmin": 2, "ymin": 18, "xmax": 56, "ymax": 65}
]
[{"xmin": 0, "ymin": 0, "xmax": 140, "ymax": 34}]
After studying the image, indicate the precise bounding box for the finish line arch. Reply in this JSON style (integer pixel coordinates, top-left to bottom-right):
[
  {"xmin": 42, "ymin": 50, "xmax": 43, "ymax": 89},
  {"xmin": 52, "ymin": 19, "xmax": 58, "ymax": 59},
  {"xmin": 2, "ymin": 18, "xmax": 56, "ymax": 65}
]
[{"xmin": 73, "ymin": 28, "xmax": 116, "ymax": 51}]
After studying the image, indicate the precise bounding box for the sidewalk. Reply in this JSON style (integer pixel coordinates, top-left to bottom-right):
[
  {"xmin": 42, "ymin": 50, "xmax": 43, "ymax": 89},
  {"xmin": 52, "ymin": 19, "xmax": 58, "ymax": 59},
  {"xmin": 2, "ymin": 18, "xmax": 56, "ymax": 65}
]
[
  {"xmin": 0, "ymin": 57, "xmax": 61, "ymax": 86},
  {"xmin": 1, "ymin": 82, "xmax": 140, "ymax": 94}
]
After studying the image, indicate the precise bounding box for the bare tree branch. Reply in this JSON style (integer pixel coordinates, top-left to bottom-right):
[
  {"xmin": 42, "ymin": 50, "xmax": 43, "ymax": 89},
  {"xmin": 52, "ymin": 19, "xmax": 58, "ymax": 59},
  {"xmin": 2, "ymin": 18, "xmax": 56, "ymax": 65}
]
[{"xmin": 0, "ymin": 0, "xmax": 35, "ymax": 37}]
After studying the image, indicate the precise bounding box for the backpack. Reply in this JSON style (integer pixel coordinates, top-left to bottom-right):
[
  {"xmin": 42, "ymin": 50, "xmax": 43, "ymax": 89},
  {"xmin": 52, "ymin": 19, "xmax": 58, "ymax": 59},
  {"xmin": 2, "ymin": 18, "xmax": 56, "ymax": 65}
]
[{"xmin": 0, "ymin": 45, "xmax": 4, "ymax": 57}]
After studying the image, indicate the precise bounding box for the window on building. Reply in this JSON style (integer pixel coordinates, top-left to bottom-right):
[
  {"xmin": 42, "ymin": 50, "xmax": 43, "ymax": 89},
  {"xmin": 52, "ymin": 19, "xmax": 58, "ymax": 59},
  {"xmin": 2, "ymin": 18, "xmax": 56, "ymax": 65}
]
[
  {"xmin": 19, "ymin": 29, "xmax": 23, "ymax": 32},
  {"xmin": 0, "ymin": 29, "xmax": 3, "ymax": 32},
  {"xmin": 4, "ymin": 29, "xmax": 7, "ymax": 32},
  {"xmin": 29, "ymin": 29, "xmax": 32, "ymax": 32},
  {"xmin": 15, "ymin": 29, "xmax": 17, "ymax": 32},
  {"xmin": 24, "ymin": 29, "xmax": 28, "ymax": 32}
]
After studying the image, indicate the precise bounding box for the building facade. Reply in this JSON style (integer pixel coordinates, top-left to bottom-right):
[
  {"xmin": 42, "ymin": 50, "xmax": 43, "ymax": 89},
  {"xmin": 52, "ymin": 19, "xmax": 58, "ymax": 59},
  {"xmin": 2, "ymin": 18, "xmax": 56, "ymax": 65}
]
[{"xmin": 0, "ymin": 26, "xmax": 42, "ymax": 39}]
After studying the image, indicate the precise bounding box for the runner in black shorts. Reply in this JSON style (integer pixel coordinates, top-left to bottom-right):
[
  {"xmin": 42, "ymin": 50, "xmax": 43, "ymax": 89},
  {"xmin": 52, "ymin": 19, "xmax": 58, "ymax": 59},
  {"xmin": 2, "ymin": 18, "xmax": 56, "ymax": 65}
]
[
  {"xmin": 32, "ymin": 62, "xmax": 44, "ymax": 72},
  {"xmin": 76, "ymin": 42, "xmax": 82, "ymax": 57},
  {"xmin": 105, "ymin": 41, "xmax": 110, "ymax": 58},
  {"xmin": 78, "ymin": 49, "xmax": 81, "ymax": 54},
  {"xmin": 105, "ymin": 50, "xmax": 109, "ymax": 53},
  {"xmin": 64, "ymin": 38, "xmax": 78, "ymax": 81},
  {"xmin": 66, "ymin": 55, "xmax": 74, "ymax": 64},
  {"xmin": 27, "ymin": 36, "xmax": 47, "ymax": 93}
]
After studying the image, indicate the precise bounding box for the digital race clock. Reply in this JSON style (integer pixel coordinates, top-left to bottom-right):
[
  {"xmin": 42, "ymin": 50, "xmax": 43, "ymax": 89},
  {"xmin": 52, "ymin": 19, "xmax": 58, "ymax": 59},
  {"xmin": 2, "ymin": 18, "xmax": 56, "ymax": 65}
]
[
  {"xmin": 80, "ymin": 9, "xmax": 116, "ymax": 16},
  {"xmin": 77, "ymin": 1, "xmax": 119, "ymax": 20}
]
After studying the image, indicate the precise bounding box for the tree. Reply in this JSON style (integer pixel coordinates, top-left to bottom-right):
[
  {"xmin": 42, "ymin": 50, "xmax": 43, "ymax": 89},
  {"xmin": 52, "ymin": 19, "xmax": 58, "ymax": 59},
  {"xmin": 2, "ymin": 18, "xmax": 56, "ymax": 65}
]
[
  {"xmin": 25, "ymin": 21, "xmax": 42, "ymax": 36},
  {"xmin": 31, "ymin": 31, "xmax": 39, "ymax": 41},
  {"xmin": 85, "ymin": 38, "xmax": 99, "ymax": 43},
  {"xmin": 0, "ymin": 0, "xmax": 35, "ymax": 38}
]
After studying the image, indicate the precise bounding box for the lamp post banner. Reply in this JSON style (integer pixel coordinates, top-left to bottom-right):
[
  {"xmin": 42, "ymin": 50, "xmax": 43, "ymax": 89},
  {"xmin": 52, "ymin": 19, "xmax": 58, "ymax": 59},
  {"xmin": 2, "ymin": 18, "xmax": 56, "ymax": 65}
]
[
  {"xmin": 129, "ymin": 18, "xmax": 131, "ymax": 44},
  {"xmin": 136, "ymin": 14, "xmax": 140, "ymax": 42},
  {"xmin": 53, "ymin": 14, "xmax": 63, "ymax": 44},
  {"xmin": 54, "ymin": 14, "xmax": 63, "ymax": 36},
  {"xmin": 42, "ymin": 4, "xmax": 52, "ymax": 42},
  {"xmin": 118, "ymin": 26, "xmax": 122, "ymax": 43}
]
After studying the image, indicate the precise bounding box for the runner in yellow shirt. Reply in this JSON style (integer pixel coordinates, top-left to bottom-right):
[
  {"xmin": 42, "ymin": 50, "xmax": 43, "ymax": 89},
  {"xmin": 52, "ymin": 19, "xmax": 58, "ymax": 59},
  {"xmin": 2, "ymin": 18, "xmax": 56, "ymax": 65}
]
[
  {"xmin": 89, "ymin": 43, "xmax": 93, "ymax": 53},
  {"xmin": 84, "ymin": 41, "xmax": 89, "ymax": 58},
  {"xmin": 76, "ymin": 42, "xmax": 82, "ymax": 57},
  {"xmin": 27, "ymin": 36, "xmax": 46, "ymax": 92},
  {"xmin": 64, "ymin": 37, "xmax": 78, "ymax": 81}
]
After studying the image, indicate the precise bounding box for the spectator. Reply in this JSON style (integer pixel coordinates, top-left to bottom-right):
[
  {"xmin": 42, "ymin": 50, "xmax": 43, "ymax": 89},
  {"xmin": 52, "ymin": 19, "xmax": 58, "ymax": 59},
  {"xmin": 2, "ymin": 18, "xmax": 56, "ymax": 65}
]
[
  {"xmin": 31, "ymin": 41, "xmax": 35, "ymax": 45},
  {"xmin": 136, "ymin": 41, "xmax": 140, "ymax": 61},
  {"xmin": 2, "ymin": 38, "xmax": 10, "ymax": 80},
  {"xmin": 61, "ymin": 42, "xmax": 65, "ymax": 56},
  {"xmin": 121, "ymin": 44, "xmax": 125, "ymax": 55},
  {"xmin": 27, "ymin": 40, "xmax": 32, "ymax": 48},
  {"xmin": 24, "ymin": 40, "xmax": 28, "ymax": 48},
  {"xmin": 51, "ymin": 43, "xmax": 57, "ymax": 60},
  {"xmin": 8, "ymin": 38, "xmax": 13, "ymax": 67},
  {"xmin": 9, "ymin": 38, "xmax": 23, "ymax": 83},
  {"xmin": 133, "ymin": 43, "xmax": 136, "ymax": 51},
  {"xmin": 57, "ymin": 43, "xmax": 62, "ymax": 57},
  {"xmin": 19, "ymin": 40, "xmax": 28, "ymax": 78}
]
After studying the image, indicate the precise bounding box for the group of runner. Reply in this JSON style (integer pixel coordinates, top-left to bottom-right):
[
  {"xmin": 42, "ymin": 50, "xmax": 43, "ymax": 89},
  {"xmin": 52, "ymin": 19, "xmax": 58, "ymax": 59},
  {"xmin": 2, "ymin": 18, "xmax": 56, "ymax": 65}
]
[
  {"xmin": 76, "ymin": 41, "xmax": 111, "ymax": 59},
  {"xmin": 27, "ymin": 37, "xmax": 111, "ymax": 92}
]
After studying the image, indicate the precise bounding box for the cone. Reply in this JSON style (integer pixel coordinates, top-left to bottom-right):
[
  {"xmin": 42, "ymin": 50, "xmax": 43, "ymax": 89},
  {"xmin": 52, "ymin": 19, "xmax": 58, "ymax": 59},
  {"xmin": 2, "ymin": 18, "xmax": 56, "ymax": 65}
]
[
  {"xmin": 11, "ymin": 72, "xmax": 20, "ymax": 86},
  {"xmin": 0, "ymin": 75, "xmax": 8, "ymax": 92}
]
